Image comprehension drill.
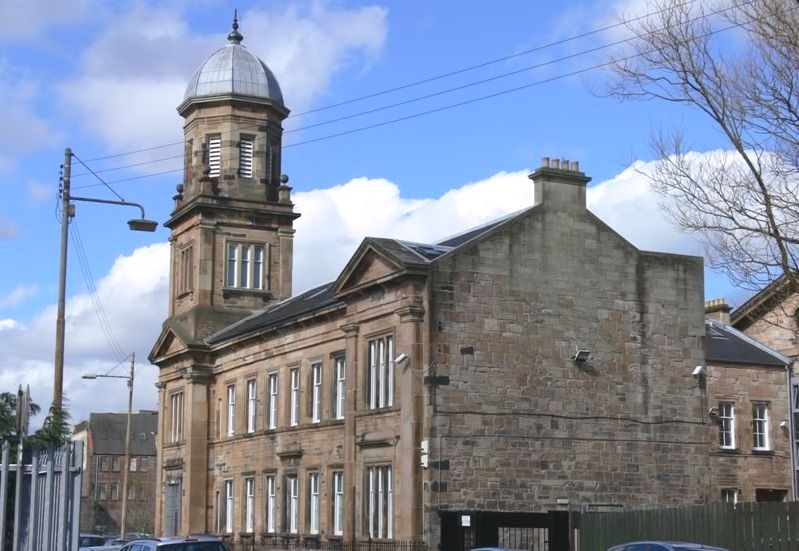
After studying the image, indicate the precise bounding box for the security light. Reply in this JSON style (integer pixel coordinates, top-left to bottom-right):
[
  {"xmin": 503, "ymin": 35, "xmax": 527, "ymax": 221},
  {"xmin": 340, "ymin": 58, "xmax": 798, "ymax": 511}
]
[
  {"xmin": 692, "ymin": 365, "xmax": 705, "ymax": 378},
  {"xmin": 394, "ymin": 353, "xmax": 409, "ymax": 365},
  {"xmin": 572, "ymin": 349, "xmax": 590, "ymax": 363}
]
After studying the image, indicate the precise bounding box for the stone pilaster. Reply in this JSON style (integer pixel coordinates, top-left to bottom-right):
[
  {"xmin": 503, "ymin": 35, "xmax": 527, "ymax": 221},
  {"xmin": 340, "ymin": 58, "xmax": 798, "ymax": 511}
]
[{"xmin": 341, "ymin": 322, "xmax": 359, "ymax": 541}]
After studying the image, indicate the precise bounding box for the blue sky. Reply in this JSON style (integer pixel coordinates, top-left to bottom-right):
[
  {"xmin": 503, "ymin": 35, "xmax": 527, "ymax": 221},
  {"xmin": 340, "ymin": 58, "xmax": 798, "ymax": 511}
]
[{"xmin": 0, "ymin": 0, "xmax": 746, "ymax": 425}]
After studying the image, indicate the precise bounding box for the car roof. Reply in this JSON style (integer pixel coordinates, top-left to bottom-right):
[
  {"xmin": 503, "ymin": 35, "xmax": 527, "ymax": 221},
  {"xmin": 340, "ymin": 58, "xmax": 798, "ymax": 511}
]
[{"xmin": 608, "ymin": 542, "xmax": 730, "ymax": 551}]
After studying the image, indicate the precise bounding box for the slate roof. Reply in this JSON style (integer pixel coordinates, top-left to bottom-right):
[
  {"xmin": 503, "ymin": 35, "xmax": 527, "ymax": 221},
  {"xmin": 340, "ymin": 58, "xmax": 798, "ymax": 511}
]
[
  {"xmin": 705, "ymin": 318, "xmax": 790, "ymax": 367},
  {"xmin": 208, "ymin": 281, "xmax": 344, "ymax": 345},
  {"xmin": 207, "ymin": 207, "xmax": 533, "ymax": 346},
  {"xmin": 85, "ymin": 411, "xmax": 158, "ymax": 455}
]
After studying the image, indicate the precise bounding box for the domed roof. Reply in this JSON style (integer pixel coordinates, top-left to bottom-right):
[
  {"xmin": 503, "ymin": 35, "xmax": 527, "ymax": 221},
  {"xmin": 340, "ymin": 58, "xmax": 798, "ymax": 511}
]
[{"xmin": 182, "ymin": 14, "xmax": 284, "ymax": 107}]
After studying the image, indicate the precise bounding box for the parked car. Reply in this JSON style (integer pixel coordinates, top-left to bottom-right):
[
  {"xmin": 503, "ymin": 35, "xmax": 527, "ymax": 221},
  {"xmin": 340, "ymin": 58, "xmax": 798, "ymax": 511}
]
[
  {"xmin": 117, "ymin": 535, "xmax": 227, "ymax": 551},
  {"xmin": 79, "ymin": 534, "xmax": 114, "ymax": 550},
  {"xmin": 607, "ymin": 542, "xmax": 731, "ymax": 551},
  {"xmin": 83, "ymin": 538, "xmax": 129, "ymax": 551}
]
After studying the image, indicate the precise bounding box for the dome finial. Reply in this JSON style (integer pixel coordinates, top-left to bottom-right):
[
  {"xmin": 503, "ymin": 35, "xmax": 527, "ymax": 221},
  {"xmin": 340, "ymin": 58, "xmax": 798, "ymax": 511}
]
[{"xmin": 228, "ymin": 9, "xmax": 244, "ymax": 44}]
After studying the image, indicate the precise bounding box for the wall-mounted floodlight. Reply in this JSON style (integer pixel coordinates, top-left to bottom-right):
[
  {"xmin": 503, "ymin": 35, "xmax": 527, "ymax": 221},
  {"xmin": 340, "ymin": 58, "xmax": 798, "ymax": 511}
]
[
  {"xmin": 394, "ymin": 353, "xmax": 409, "ymax": 365},
  {"xmin": 572, "ymin": 349, "xmax": 590, "ymax": 363},
  {"xmin": 780, "ymin": 420, "xmax": 788, "ymax": 429},
  {"xmin": 692, "ymin": 365, "xmax": 705, "ymax": 378}
]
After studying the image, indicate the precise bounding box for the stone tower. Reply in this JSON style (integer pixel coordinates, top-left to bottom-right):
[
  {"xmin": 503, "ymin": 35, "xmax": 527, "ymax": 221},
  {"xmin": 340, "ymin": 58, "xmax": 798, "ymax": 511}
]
[{"xmin": 166, "ymin": 14, "xmax": 299, "ymax": 341}]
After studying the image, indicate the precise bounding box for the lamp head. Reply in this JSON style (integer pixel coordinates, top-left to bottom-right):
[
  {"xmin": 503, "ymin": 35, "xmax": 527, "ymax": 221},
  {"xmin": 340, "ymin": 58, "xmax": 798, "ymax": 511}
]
[
  {"xmin": 128, "ymin": 218, "xmax": 158, "ymax": 232},
  {"xmin": 81, "ymin": 374, "xmax": 98, "ymax": 380}
]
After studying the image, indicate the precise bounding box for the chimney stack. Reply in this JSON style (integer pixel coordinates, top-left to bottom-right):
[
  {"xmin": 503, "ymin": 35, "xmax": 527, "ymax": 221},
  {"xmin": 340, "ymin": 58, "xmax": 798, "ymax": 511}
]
[
  {"xmin": 529, "ymin": 156, "xmax": 591, "ymax": 212},
  {"xmin": 705, "ymin": 298, "xmax": 732, "ymax": 324}
]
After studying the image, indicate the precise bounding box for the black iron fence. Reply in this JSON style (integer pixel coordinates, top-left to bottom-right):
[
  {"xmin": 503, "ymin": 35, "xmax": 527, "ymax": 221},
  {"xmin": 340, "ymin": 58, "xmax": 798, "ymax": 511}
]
[
  {"xmin": 579, "ymin": 501, "xmax": 799, "ymax": 551},
  {"xmin": 223, "ymin": 536, "xmax": 427, "ymax": 551}
]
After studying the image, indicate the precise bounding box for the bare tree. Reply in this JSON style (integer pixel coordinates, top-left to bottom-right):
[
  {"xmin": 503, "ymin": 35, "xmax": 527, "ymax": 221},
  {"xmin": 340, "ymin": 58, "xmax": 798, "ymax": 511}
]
[{"xmin": 606, "ymin": 0, "xmax": 799, "ymax": 311}]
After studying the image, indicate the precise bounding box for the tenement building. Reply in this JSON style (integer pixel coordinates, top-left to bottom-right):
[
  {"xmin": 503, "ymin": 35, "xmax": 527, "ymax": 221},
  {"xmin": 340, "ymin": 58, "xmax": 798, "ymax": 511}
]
[
  {"xmin": 72, "ymin": 411, "xmax": 158, "ymax": 535},
  {"xmin": 151, "ymin": 18, "xmax": 740, "ymax": 551}
]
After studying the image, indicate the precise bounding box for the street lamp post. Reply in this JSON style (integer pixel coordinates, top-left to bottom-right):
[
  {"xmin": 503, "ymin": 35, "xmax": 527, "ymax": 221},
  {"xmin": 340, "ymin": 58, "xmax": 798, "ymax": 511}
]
[
  {"xmin": 82, "ymin": 353, "xmax": 135, "ymax": 539},
  {"xmin": 54, "ymin": 147, "xmax": 157, "ymax": 410}
]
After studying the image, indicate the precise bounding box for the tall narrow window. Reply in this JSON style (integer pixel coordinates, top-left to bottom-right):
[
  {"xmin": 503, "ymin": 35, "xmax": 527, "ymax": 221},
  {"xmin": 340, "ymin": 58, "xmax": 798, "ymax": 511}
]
[
  {"xmin": 334, "ymin": 357, "xmax": 345, "ymax": 420},
  {"xmin": 311, "ymin": 363, "xmax": 322, "ymax": 423},
  {"xmin": 753, "ymin": 402, "xmax": 770, "ymax": 450},
  {"xmin": 290, "ymin": 368, "xmax": 300, "ymax": 426},
  {"xmin": 721, "ymin": 488, "xmax": 739, "ymax": 504},
  {"xmin": 719, "ymin": 401, "xmax": 735, "ymax": 449},
  {"xmin": 245, "ymin": 477, "xmax": 255, "ymax": 533},
  {"xmin": 178, "ymin": 244, "xmax": 193, "ymax": 295},
  {"xmin": 309, "ymin": 472, "xmax": 320, "ymax": 534},
  {"xmin": 265, "ymin": 475, "xmax": 276, "ymax": 533},
  {"xmin": 284, "ymin": 475, "xmax": 298, "ymax": 534},
  {"xmin": 207, "ymin": 136, "xmax": 221, "ymax": 177},
  {"xmin": 253, "ymin": 246, "xmax": 264, "ymax": 290},
  {"xmin": 368, "ymin": 336, "xmax": 394, "ymax": 409},
  {"xmin": 227, "ymin": 384, "xmax": 236, "ymax": 437},
  {"xmin": 246, "ymin": 379, "xmax": 257, "ymax": 434},
  {"xmin": 239, "ymin": 137, "xmax": 254, "ymax": 178},
  {"xmin": 226, "ymin": 243, "xmax": 238, "ymax": 287},
  {"xmin": 240, "ymin": 245, "xmax": 250, "ymax": 288},
  {"xmin": 225, "ymin": 242, "xmax": 266, "ymax": 290},
  {"xmin": 224, "ymin": 479, "xmax": 234, "ymax": 534},
  {"xmin": 365, "ymin": 465, "xmax": 393, "ymax": 539},
  {"xmin": 170, "ymin": 392, "xmax": 184, "ymax": 443},
  {"xmin": 268, "ymin": 373, "xmax": 278, "ymax": 430},
  {"xmin": 333, "ymin": 471, "xmax": 344, "ymax": 536}
]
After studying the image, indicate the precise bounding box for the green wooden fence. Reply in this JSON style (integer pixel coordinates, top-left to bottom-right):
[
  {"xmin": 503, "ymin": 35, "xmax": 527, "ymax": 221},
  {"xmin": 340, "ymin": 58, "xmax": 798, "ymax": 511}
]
[{"xmin": 579, "ymin": 501, "xmax": 799, "ymax": 551}]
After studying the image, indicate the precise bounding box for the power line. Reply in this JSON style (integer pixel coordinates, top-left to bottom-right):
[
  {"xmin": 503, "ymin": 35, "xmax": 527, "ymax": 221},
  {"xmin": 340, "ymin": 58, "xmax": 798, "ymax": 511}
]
[
  {"xmin": 71, "ymin": 153, "xmax": 184, "ymax": 178},
  {"xmin": 286, "ymin": 0, "xmax": 702, "ymax": 119},
  {"xmin": 69, "ymin": 0, "xmax": 701, "ymax": 164},
  {"xmin": 71, "ymin": 152, "xmax": 125, "ymax": 201},
  {"xmin": 71, "ymin": 0, "xmax": 760, "ymax": 185}
]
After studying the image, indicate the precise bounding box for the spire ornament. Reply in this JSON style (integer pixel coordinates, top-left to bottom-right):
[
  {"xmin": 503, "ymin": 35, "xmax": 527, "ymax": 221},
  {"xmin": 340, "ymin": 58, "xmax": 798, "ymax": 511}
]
[{"xmin": 228, "ymin": 9, "xmax": 244, "ymax": 44}]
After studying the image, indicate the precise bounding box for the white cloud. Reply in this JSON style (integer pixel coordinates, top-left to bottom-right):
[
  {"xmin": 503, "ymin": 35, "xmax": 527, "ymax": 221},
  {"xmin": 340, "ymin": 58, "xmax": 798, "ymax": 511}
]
[
  {"xmin": 0, "ymin": 284, "xmax": 38, "ymax": 310},
  {"xmin": 0, "ymin": 219, "xmax": 19, "ymax": 239},
  {"xmin": 2, "ymin": 157, "xmax": 706, "ymax": 427},
  {"xmin": 0, "ymin": 59, "xmax": 59, "ymax": 170},
  {"xmin": 244, "ymin": 2, "xmax": 388, "ymax": 114},
  {"xmin": 60, "ymin": 2, "xmax": 389, "ymax": 153},
  {"xmin": 26, "ymin": 180, "xmax": 54, "ymax": 204},
  {"xmin": 0, "ymin": 319, "xmax": 19, "ymax": 331},
  {"xmin": 0, "ymin": 0, "xmax": 93, "ymax": 41}
]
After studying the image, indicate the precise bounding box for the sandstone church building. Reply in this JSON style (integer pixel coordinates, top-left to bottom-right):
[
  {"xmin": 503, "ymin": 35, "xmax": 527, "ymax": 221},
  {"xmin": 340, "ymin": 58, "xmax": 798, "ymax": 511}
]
[{"xmin": 151, "ymin": 18, "xmax": 748, "ymax": 551}]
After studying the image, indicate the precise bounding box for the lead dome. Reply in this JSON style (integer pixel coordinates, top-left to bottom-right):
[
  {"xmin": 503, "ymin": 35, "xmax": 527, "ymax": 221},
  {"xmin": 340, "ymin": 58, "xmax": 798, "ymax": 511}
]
[{"xmin": 181, "ymin": 14, "xmax": 284, "ymax": 109}]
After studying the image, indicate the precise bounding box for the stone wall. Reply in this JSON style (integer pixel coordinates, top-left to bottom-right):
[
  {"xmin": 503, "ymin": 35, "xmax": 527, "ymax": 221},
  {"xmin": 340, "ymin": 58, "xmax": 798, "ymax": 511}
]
[
  {"xmin": 424, "ymin": 198, "xmax": 707, "ymax": 545},
  {"xmin": 706, "ymin": 361, "xmax": 792, "ymax": 501}
]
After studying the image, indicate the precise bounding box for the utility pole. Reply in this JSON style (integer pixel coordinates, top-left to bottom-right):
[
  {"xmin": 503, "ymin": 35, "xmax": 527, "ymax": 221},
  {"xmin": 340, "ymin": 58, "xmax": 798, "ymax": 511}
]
[
  {"xmin": 120, "ymin": 353, "xmax": 134, "ymax": 538},
  {"xmin": 53, "ymin": 148, "xmax": 72, "ymax": 410}
]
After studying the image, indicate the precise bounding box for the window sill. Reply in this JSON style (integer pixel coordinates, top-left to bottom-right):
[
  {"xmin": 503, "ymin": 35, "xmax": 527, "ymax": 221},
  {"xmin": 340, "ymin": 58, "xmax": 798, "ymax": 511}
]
[
  {"xmin": 222, "ymin": 288, "xmax": 273, "ymax": 301},
  {"xmin": 752, "ymin": 448, "xmax": 774, "ymax": 455}
]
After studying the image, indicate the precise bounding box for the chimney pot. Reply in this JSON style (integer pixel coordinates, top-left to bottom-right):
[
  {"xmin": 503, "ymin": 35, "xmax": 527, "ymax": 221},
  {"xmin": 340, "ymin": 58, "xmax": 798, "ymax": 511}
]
[
  {"xmin": 553, "ymin": 159, "xmax": 561, "ymax": 170},
  {"xmin": 562, "ymin": 159, "xmax": 570, "ymax": 171},
  {"xmin": 571, "ymin": 161, "xmax": 579, "ymax": 172},
  {"xmin": 705, "ymin": 298, "xmax": 732, "ymax": 324},
  {"xmin": 541, "ymin": 157, "xmax": 550, "ymax": 169}
]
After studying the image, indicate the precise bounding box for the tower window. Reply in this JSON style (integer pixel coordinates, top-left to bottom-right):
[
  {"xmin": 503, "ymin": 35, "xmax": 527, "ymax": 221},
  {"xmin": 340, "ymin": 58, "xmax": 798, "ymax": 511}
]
[
  {"xmin": 177, "ymin": 244, "xmax": 193, "ymax": 295},
  {"xmin": 240, "ymin": 137, "xmax": 254, "ymax": 178},
  {"xmin": 226, "ymin": 242, "xmax": 267, "ymax": 290},
  {"xmin": 207, "ymin": 135, "xmax": 221, "ymax": 177}
]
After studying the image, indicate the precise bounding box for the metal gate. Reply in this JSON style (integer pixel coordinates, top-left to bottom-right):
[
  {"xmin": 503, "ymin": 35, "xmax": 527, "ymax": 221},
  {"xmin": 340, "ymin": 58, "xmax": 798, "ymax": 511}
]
[
  {"xmin": 164, "ymin": 481, "xmax": 181, "ymax": 536},
  {"xmin": 0, "ymin": 441, "xmax": 83, "ymax": 551},
  {"xmin": 440, "ymin": 511, "xmax": 571, "ymax": 551}
]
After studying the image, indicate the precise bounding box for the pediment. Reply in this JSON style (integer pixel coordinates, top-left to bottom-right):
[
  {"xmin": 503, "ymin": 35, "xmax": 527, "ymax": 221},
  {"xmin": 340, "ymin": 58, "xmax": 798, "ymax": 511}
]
[
  {"xmin": 149, "ymin": 324, "xmax": 189, "ymax": 364},
  {"xmin": 334, "ymin": 243, "xmax": 404, "ymax": 296}
]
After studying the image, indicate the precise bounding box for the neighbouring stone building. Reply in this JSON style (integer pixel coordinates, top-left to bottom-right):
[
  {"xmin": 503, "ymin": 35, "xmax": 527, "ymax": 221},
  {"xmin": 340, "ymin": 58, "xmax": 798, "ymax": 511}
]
[
  {"xmin": 704, "ymin": 300, "xmax": 793, "ymax": 503},
  {"xmin": 730, "ymin": 278, "xmax": 799, "ymax": 498},
  {"xmin": 72, "ymin": 411, "xmax": 158, "ymax": 535},
  {"xmin": 149, "ymin": 18, "xmax": 727, "ymax": 551}
]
